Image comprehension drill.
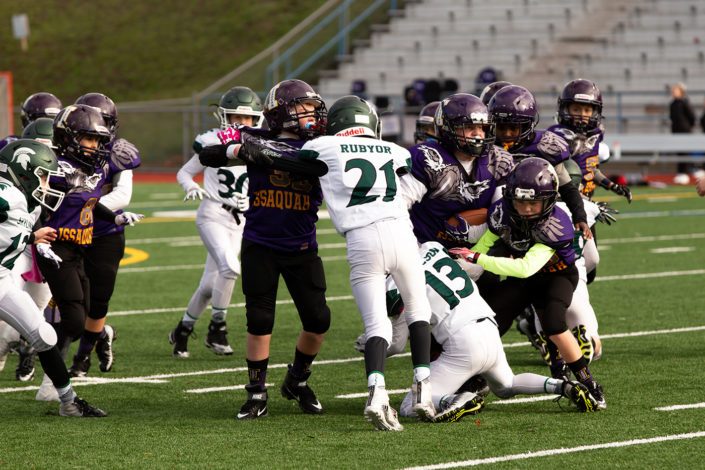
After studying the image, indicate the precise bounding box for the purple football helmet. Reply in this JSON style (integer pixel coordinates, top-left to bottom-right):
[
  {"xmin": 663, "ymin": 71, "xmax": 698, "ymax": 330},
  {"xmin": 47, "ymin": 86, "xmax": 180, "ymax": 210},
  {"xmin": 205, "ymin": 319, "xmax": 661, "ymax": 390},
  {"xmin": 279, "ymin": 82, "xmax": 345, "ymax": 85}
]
[
  {"xmin": 21, "ymin": 92, "xmax": 63, "ymax": 127},
  {"xmin": 488, "ymin": 85, "xmax": 539, "ymax": 152},
  {"xmin": 557, "ymin": 79, "xmax": 603, "ymax": 133},
  {"xmin": 263, "ymin": 79, "xmax": 327, "ymax": 139},
  {"xmin": 75, "ymin": 92, "xmax": 118, "ymax": 138},
  {"xmin": 435, "ymin": 93, "xmax": 495, "ymax": 157},
  {"xmin": 414, "ymin": 101, "xmax": 440, "ymax": 144},
  {"xmin": 53, "ymin": 104, "xmax": 112, "ymax": 173},
  {"xmin": 503, "ymin": 157, "xmax": 559, "ymax": 230},
  {"xmin": 479, "ymin": 81, "xmax": 513, "ymax": 106}
]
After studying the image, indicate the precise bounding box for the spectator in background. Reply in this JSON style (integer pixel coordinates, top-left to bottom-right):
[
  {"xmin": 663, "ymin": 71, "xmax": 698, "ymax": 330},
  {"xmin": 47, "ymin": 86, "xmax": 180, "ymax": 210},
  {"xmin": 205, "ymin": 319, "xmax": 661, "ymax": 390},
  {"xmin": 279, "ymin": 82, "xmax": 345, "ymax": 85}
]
[{"xmin": 669, "ymin": 83, "xmax": 696, "ymax": 182}]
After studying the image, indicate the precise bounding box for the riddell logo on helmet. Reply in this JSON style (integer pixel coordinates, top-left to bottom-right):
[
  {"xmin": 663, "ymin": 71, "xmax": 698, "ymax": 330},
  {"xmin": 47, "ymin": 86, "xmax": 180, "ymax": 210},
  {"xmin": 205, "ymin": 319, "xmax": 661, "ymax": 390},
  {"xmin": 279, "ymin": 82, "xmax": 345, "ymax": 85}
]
[{"xmin": 335, "ymin": 126, "xmax": 372, "ymax": 137}]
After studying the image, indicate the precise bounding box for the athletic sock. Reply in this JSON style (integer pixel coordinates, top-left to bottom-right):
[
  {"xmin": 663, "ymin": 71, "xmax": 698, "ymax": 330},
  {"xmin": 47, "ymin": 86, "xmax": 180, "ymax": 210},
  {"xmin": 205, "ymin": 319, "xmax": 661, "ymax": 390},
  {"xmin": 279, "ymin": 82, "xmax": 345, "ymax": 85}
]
[
  {"xmin": 56, "ymin": 382, "xmax": 77, "ymax": 405},
  {"xmin": 180, "ymin": 311, "xmax": 198, "ymax": 328},
  {"xmin": 567, "ymin": 356, "xmax": 593, "ymax": 386},
  {"xmin": 290, "ymin": 348, "xmax": 316, "ymax": 380},
  {"xmin": 211, "ymin": 307, "xmax": 227, "ymax": 323},
  {"xmin": 76, "ymin": 330, "xmax": 101, "ymax": 357},
  {"xmin": 246, "ymin": 358, "xmax": 268, "ymax": 392}
]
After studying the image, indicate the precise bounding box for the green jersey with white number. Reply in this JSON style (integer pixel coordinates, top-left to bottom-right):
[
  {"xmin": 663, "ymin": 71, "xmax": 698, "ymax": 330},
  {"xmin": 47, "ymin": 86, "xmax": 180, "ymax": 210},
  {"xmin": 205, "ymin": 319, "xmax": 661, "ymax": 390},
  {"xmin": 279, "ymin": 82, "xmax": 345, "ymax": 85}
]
[
  {"xmin": 0, "ymin": 179, "xmax": 39, "ymax": 278},
  {"xmin": 301, "ymin": 136, "xmax": 411, "ymax": 234}
]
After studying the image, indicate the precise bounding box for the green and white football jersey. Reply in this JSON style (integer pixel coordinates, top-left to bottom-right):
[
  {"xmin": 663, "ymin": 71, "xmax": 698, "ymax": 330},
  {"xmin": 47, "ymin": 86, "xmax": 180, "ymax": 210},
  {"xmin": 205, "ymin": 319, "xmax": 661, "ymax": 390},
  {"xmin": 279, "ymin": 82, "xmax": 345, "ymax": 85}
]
[
  {"xmin": 0, "ymin": 180, "xmax": 39, "ymax": 277},
  {"xmin": 301, "ymin": 136, "xmax": 411, "ymax": 234},
  {"xmin": 194, "ymin": 129, "xmax": 248, "ymax": 208}
]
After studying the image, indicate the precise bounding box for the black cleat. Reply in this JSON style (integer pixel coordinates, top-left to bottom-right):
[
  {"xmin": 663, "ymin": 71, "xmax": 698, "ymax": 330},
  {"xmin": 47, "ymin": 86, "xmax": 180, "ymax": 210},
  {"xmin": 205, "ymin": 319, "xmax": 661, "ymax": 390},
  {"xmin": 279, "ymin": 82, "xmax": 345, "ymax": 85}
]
[
  {"xmin": 205, "ymin": 320, "xmax": 233, "ymax": 355},
  {"xmin": 237, "ymin": 385, "xmax": 268, "ymax": 420},
  {"xmin": 168, "ymin": 321, "xmax": 193, "ymax": 358},
  {"xmin": 15, "ymin": 343, "xmax": 36, "ymax": 382},
  {"xmin": 562, "ymin": 380, "xmax": 600, "ymax": 412},
  {"xmin": 586, "ymin": 380, "xmax": 607, "ymax": 410},
  {"xmin": 456, "ymin": 374, "xmax": 490, "ymax": 397},
  {"xmin": 432, "ymin": 392, "xmax": 484, "ymax": 423},
  {"xmin": 59, "ymin": 397, "xmax": 107, "ymax": 417},
  {"xmin": 68, "ymin": 354, "xmax": 91, "ymax": 378},
  {"xmin": 280, "ymin": 365, "xmax": 323, "ymax": 414},
  {"xmin": 96, "ymin": 325, "xmax": 116, "ymax": 372}
]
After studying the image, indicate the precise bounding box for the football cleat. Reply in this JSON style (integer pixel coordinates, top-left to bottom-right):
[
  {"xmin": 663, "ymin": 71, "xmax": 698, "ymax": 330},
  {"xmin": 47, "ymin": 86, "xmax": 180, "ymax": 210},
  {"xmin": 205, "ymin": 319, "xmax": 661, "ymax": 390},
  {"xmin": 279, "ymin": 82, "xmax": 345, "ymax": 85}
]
[
  {"xmin": 68, "ymin": 354, "xmax": 91, "ymax": 378},
  {"xmin": 364, "ymin": 385, "xmax": 403, "ymax": 431},
  {"xmin": 36, "ymin": 374, "xmax": 60, "ymax": 402},
  {"xmin": 59, "ymin": 397, "xmax": 107, "ymax": 417},
  {"xmin": 168, "ymin": 321, "xmax": 194, "ymax": 358},
  {"xmin": 456, "ymin": 374, "xmax": 490, "ymax": 397},
  {"xmin": 550, "ymin": 361, "xmax": 572, "ymax": 382},
  {"xmin": 15, "ymin": 344, "xmax": 36, "ymax": 381},
  {"xmin": 586, "ymin": 380, "xmax": 607, "ymax": 410},
  {"xmin": 535, "ymin": 332, "xmax": 551, "ymax": 365},
  {"xmin": 411, "ymin": 377, "xmax": 435, "ymax": 421},
  {"xmin": 561, "ymin": 380, "xmax": 599, "ymax": 412},
  {"xmin": 205, "ymin": 320, "xmax": 233, "ymax": 355},
  {"xmin": 571, "ymin": 325, "xmax": 595, "ymax": 363},
  {"xmin": 96, "ymin": 325, "xmax": 116, "ymax": 372},
  {"xmin": 280, "ymin": 365, "xmax": 323, "ymax": 414},
  {"xmin": 237, "ymin": 386, "xmax": 268, "ymax": 420},
  {"xmin": 432, "ymin": 392, "xmax": 484, "ymax": 423}
]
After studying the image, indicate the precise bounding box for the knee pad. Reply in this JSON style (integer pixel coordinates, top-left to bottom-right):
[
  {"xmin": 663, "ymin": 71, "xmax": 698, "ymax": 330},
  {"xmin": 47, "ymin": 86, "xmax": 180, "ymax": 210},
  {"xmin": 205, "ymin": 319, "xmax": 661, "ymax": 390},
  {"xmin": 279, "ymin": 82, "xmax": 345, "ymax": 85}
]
[
  {"xmin": 246, "ymin": 306, "xmax": 276, "ymax": 335},
  {"xmin": 29, "ymin": 322, "xmax": 57, "ymax": 352},
  {"xmin": 301, "ymin": 305, "xmax": 331, "ymax": 335}
]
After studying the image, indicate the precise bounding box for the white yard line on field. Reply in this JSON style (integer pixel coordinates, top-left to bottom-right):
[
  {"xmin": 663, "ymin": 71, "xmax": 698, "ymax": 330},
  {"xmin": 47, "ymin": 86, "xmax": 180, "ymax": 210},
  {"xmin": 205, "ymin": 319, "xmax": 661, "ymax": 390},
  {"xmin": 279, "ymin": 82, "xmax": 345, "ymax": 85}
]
[
  {"xmin": 397, "ymin": 431, "xmax": 705, "ymax": 470},
  {"xmin": 654, "ymin": 403, "xmax": 705, "ymax": 411}
]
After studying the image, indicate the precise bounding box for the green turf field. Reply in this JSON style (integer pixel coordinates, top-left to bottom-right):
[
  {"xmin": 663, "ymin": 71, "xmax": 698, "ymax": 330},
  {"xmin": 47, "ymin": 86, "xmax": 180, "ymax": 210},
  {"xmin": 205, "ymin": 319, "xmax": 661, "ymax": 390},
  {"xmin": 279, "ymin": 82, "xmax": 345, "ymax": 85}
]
[{"xmin": 1, "ymin": 183, "xmax": 704, "ymax": 469}]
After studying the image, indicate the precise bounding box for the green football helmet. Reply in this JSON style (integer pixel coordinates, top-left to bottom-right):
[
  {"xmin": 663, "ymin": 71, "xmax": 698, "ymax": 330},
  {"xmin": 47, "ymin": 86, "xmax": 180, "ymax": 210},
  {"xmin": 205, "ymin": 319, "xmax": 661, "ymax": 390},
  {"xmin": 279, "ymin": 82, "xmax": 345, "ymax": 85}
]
[
  {"xmin": 0, "ymin": 139, "xmax": 65, "ymax": 211},
  {"xmin": 21, "ymin": 117, "xmax": 55, "ymax": 148},
  {"xmin": 563, "ymin": 157, "xmax": 584, "ymax": 191},
  {"xmin": 216, "ymin": 86, "xmax": 264, "ymax": 129},
  {"xmin": 325, "ymin": 95, "xmax": 380, "ymax": 138}
]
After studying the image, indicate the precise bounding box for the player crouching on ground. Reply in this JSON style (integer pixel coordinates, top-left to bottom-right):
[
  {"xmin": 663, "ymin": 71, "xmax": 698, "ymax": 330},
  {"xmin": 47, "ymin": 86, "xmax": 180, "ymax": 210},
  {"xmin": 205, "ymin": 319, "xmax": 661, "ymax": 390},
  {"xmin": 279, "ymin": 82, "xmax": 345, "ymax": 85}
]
[
  {"xmin": 451, "ymin": 157, "xmax": 606, "ymax": 410},
  {"xmin": 0, "ymin": 139, "xmax": 106, "ymax": 417}
]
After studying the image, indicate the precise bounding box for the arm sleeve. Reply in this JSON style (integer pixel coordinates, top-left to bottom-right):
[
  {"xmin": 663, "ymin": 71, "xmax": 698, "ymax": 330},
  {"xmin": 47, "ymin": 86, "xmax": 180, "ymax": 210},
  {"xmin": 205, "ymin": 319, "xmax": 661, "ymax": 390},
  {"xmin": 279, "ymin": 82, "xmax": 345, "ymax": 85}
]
[
  {"xmin": 176, "ymin": 155, "xmax": 205, "ymax": 192},
  {"xmin": 558, "ymin": 181, "xmax": 587, "ymax": 224},
  {"xmin": 476, "ymin": 243, "xmax": 555, "ymax": 278},
  {"xmin": 99, "ymin": 170, "xmax": 133, "ymax": 211},
  {"xmin": 94, "ymin": 202, "xmax": 118, "ymax": 222}
]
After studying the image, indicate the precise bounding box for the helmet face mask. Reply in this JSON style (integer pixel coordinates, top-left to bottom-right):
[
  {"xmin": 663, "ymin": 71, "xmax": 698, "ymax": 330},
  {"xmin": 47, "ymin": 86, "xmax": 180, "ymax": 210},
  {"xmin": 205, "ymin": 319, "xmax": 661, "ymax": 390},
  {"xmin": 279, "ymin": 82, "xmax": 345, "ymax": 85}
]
[
  {"xmin": 325, "ymin": 95, "xmax": 380, "ymax": 138},
  {"xmin": 0, "ymin": 139, "xmax": 65, "ymax": 211},
  {"xmin": 502, "ymin": 157, "xmax": 558, "ymax": 231},
  {"xmin": 557, "ymin": 79, "xmax": 603, "ymax": 133},
  {"xmin": 216, "ymin": 86, "xmax": 264, "ymax": 129},
  {"xmin": 488, "ymin": 85, "xmax": 539, "ymax": 152},
  {"xmin": 75, "ymin": 93, "xmax": 119, "ymax": 139},
  {"xmin": 20, "ymin": 92, "xmax": 63, "ymax": 128},
  {"xmin": 264, "ymin": 79, "xmax": 327, "ymax": 139},
  {"xmin": 53, "ymin": 105, "xmax": 111, "ymax": 173},
  {"xmin": 414, "ymin": 101, "xmax": 440, "ymax": 144},
  {"xmin": 435, "ymin": 93, "xmax": 495, "ymax": 158}
]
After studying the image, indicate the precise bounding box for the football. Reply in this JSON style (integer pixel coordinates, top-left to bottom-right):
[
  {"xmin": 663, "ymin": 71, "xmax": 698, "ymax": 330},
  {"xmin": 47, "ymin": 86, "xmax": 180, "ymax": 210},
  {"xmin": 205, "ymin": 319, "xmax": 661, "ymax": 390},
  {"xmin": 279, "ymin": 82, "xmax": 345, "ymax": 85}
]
[{"xmin": 446, "ymin": 208, "xmax": 488, "ymax": 227}]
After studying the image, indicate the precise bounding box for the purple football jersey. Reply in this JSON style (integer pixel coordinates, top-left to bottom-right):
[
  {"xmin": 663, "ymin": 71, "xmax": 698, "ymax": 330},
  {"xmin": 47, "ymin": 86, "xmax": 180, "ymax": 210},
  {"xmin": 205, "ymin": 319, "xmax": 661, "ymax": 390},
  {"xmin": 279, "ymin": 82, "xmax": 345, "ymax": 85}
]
[
  {"xmin": 512, "ymin": 130, "xmax": 570, "ymax": 167},
  {"xmin": 93, "ymin": 138, "xmax": 141, "ymax": 238},
  {"xmin": 243, "ymin": 136, "xmax": 323, "ymax": 252},
  {"xmin": 547, "ymin": 124, "xmax": 603, "ymax": 196},
  {"xmin": 487, "ymin": 198, "xmax": 576, "ymax": 272},
  {"xmin": 408, "ymin": 141, "xmax": 513, "ymax": 247},
  {"xmin": 45, "ymin": 157, "xmax": 107, "ymax": 246}
]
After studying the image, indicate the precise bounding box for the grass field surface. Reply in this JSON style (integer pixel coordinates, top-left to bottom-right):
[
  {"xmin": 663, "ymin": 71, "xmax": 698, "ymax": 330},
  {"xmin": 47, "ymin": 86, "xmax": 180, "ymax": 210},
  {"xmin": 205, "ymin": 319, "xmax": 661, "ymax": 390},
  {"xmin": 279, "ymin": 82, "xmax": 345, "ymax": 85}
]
[{"xmin": 1, "ymin": 183, "xmax": 704, "ymax": 469}]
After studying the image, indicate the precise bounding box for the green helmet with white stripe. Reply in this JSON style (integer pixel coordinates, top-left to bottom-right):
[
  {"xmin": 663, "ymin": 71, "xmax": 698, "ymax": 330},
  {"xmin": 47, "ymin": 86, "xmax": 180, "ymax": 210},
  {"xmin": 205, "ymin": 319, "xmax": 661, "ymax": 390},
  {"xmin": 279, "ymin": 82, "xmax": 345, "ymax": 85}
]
[
  {"xmin": 0, "ymin": 139, "xmax": 65, "ymax": 211},
  {"xmin": 325, "ymin": 95, "xmax": 380, "ymax": 138}
]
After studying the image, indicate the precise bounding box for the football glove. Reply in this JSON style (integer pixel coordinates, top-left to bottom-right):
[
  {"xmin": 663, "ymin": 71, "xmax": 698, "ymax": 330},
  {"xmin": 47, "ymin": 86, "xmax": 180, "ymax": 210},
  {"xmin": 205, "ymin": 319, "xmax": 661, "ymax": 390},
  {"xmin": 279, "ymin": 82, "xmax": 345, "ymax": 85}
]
[
  {"xmin": 238, "ymin": 133, "xmax": 275, "ymax": 166},
  {"xmin": 184, "ymin": 186, "xmax": 210, "ymax": 202},
  {"xmin": 198, "ymin": 144, "xmax": 229, "ymax": 168},
  {"xmin": 449, "ymin": 247, "xmax": 480, "ymax": 263},
  {"xmin": 115, "ymin": 212, "xmax": 144, "ymax": 226},
  {"xmin": 36, "ymin": 243, "xmax": 62, "ymax": 268},
  {"xmin": 217, "ymin": 126, "xmax": 242, "ymax": 145},
  {"xmin": 234, "ymin": 193, "xmax": 249, "ymax": 212},
  {"xmin": 595, "ymin": 201, "xmax": 618, "ymax": 225},
  {"xmin": 443, "ymin": 215, "xmax": 487, "ymax": 245},
  {"xmin": 610, "ymin": 183, "xmax": 632, "ymax": 203}
]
